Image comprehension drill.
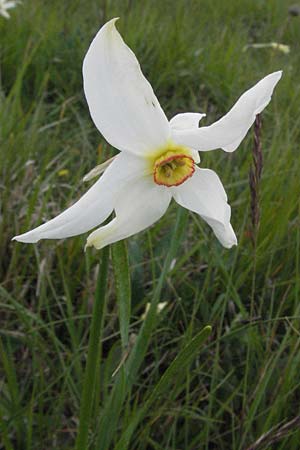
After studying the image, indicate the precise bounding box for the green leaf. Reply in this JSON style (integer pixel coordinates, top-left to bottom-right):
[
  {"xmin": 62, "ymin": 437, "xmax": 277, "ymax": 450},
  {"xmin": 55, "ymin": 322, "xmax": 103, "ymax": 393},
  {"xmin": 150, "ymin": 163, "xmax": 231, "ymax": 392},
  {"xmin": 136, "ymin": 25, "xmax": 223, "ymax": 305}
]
[
  {"xmin": 115, "ymin": 325, "xmax": 212, "ymax": 450},
  {"xmin": 112, "ymin": 240, "xmax": 131, "ymax": 350}
]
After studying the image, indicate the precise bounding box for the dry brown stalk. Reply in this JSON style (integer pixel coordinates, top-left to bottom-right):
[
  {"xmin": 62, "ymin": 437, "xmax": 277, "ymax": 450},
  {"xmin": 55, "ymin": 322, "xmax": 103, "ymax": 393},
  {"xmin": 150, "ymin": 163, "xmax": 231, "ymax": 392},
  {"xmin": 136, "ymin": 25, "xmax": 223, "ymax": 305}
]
[
  {"xmin": 245, "ymin": 415, "xmax": 300, "ymax": 450},
  {"xmin": 249, "ymin": 114, "xmax": 263, "ymax": 246}
]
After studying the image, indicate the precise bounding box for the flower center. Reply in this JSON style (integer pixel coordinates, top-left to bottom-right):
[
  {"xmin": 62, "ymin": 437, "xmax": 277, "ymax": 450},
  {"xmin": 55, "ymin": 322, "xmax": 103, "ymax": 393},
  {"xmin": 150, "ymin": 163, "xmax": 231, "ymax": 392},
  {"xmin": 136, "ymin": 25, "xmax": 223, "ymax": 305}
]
[{"xmin": 153, "ymin": 150, "xmax": 195, "ymax": 187}]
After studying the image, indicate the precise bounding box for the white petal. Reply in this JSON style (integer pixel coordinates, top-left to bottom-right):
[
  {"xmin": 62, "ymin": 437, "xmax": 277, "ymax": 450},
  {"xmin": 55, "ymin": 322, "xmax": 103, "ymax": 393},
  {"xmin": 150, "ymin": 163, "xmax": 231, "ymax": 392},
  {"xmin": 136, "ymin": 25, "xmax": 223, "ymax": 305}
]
[
  {"xmin": 170, "ymin": 112, "xmax": 206, "ymax": 130},
  {"xmin": 13, "ymin": 152, "xmax": 145, "ymax": 243},
  {"xmin": 86, "ymin": 177, "xmax": 171, "ymax": 250},
  {"xmin": 83, "ymin": 18, "xmax": 170, "ymax": 156},
  {"xmin": 0, "ymin": 8, "xmax": 10, "ymax": 18},
  {"xmin": 172, "ymin": 71, "xmax": 282, "ymax": 152},
  {"xmin": 172, "ymin": 167, "xmax": 237, "ymax": 248},
  {"xmin": 170, "ymin": 112, "xmax": 206, "ymax": 164},
  {"xmin": 5, "ymin": 1, "xmax": 18, "ymax": 9}
]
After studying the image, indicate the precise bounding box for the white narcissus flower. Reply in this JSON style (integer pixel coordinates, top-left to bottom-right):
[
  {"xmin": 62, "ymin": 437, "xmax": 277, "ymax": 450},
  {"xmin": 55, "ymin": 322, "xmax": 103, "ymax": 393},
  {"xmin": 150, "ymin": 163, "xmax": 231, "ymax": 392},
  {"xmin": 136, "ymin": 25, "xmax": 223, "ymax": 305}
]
[
  {"xmin": 0, "ymin": 0, "xmax": 20, "ymax": 19},
  {"xmin": 13, "ymin": 18, "xmax": 282, "ymax": 250}
]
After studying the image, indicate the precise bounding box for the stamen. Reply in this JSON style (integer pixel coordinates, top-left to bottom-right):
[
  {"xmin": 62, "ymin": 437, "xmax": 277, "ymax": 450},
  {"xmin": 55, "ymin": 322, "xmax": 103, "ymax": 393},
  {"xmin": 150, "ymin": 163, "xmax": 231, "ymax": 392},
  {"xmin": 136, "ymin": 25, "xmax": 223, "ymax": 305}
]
[{"xmin": 164, "ymin": 167, "xmax": 172, "ymax": 178}]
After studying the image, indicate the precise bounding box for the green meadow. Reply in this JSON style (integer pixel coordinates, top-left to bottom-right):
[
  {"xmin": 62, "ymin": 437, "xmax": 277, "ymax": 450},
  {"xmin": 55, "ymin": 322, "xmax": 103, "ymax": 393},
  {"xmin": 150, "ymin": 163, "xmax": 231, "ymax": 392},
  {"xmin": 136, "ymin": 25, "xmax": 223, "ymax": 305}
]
[{"xmin": 1, "ymin": 0, "xmax": 300, "ymax": 448}]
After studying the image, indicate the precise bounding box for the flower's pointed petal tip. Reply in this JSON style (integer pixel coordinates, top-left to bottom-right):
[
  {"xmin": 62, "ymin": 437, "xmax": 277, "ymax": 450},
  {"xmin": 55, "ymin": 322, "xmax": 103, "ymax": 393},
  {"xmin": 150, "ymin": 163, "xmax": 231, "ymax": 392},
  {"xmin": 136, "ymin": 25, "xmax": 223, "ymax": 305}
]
[
  {"xmin": 170, "ymin": 112, "xmax": 206, "ymax": 130},
  {"xmin": 84, "ymin": 17, "xmax": 120, "ymax": 50},
  {"xmin": 218, "ymin": 223, "xmax": 238, "ymax": 249},
  {"xmin": 172, "ymin": 168, "xmax": 237, "ymax": 248},
  {"xmin": 11, "ymin": 232, "xmax": 39, "ymax": 244},
  {"xmin": 83, "ymin": 17, "xmax": 169, "ymax": 156},
  {"xmin": 111, "ymin": 16, "xmax": 120, "ymax": 23},
  {"xmin": 271, "ymin": 70, "xmax": 283, "ymax": 81},
  {"xmin": 223, "ymin": 235, "xmax": 238, "ymax": 249},
  {"xmin": 85, "ymin": 237, "xmax": 103, "ymax": 251},
  {"xmin": 12, "ymin": 153, "xmax": 141, "ymax": 246},
  {"xmin": 105, "ymin": 17, "xmax": 120, "ymax": 31},
  {"xmin": 86, "ymin": 179, "xmax": 171, "ymax": 250},
  {"xmin": 256, "ymin": 70, "xmax": 283, "ymax": 105},
  {"xmin": 85, "ymin": 237, "xmax": 94, "ymax": 250},
  {"xmin": 172, "ymin": 71, "xmax": 283, "ymax": 154},
  {"xmin": 261, "ymin": 70, "xmax": 283, "ymax": 93},
  {"xmin": 220, "ymin": 71, "xmax": 281, "ymax": 154},
  {"xmin": 211, "ymin": 223, "xmax": 238, "ymax": 249},
  {"xmin": 86, "ymin": 228, "xmax": 113, "ymax": 251}
]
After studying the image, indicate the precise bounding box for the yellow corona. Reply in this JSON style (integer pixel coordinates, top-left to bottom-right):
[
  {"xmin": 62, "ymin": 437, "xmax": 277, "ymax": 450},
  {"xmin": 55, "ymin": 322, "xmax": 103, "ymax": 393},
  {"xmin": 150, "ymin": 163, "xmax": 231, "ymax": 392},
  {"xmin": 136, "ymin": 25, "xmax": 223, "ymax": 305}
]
[{"xmin": 153, "ymin": 150, "xmax": 195, "ymax": 187}]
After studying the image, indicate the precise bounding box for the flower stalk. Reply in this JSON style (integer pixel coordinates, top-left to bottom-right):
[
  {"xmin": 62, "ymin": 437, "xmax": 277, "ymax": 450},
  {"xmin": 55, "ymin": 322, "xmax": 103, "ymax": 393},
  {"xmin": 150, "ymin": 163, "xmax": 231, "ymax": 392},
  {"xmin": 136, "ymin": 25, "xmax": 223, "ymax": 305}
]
[
  {"xmin": 94, "ymin": 208, "xmax": 188, "ymax": 449},
  {"xmin": 75, "ymin": 246, "xmax": 109, "ymax": 450}
]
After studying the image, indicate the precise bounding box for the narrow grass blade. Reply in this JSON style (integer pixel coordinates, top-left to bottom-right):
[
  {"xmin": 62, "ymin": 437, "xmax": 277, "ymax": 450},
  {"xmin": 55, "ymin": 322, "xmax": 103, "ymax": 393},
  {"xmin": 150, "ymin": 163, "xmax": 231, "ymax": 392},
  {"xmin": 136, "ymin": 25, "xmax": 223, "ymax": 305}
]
[
  {"xmin": 0, "ymin": 416, "xmax": 14, "ymax": 450},
  {"xmin": 0, "ymin": 337, "xmax": 23, "ymax": 446},
  {"xmin": 115, "ymin": 325, "xmax": 212, "ymax": 449},
  {"xmin": 126, "ymin": 208, "xmax": 189, "ymax": 381}
]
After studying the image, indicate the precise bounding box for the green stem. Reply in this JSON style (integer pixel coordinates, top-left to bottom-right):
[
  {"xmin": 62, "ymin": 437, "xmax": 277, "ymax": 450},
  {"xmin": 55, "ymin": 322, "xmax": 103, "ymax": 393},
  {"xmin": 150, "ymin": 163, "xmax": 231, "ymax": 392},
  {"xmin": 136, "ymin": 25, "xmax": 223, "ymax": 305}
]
[
  {"xmin": 95, "ymin": 208, "xmax": 188, "ymax": 450},
  {"xmin": 111, "ymin": 241, "xmax": 131, "ymax": 350},
  {"xmin": 75, "ymin": 246, "xmax": 110, "ymax": 450}
]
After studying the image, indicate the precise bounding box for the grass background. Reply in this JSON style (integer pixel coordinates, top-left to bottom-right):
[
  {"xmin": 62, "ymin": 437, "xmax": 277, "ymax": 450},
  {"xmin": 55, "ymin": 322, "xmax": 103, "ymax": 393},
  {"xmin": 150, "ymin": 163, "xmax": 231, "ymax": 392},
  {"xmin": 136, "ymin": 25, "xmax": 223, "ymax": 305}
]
[{"xmin": 1, "ymin": 0, "xmax": 300, "ymax": 448}]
